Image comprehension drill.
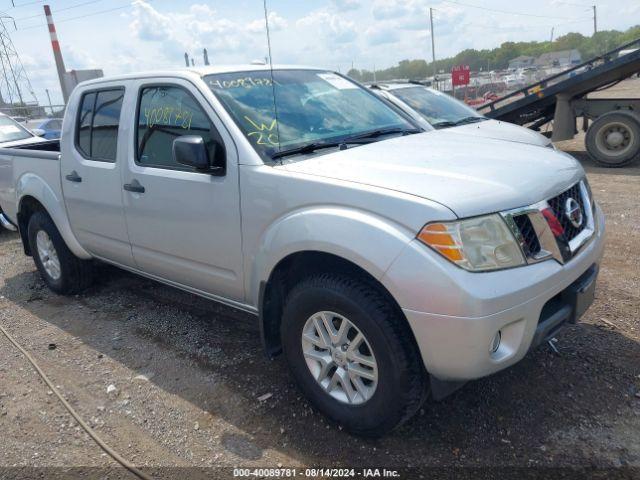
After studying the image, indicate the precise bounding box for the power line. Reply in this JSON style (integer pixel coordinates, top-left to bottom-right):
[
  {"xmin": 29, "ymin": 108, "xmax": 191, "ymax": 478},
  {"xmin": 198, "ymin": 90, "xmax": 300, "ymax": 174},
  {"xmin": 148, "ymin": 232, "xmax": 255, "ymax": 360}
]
[
  {"xmin": 15, "ymin": 0, "xmax": 104, "ymax": 22},
  {"xmin": 10, "ymin": 0, "xmax": 44, "ymax": 8},
  {"xmin": 441, "ymin": 0, "xmax": 576, "ymax": 20},
  {"xmin": 17, "ymin": 2, "xmax": 144, "ymax": 31}
]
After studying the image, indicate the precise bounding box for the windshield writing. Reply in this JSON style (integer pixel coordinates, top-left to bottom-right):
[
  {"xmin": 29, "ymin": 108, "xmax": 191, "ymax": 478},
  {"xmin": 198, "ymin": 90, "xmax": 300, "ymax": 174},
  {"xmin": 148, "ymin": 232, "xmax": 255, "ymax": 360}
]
[{"xmin": 207, "ymin": 70, "xmax": 413, "ymax": 160}]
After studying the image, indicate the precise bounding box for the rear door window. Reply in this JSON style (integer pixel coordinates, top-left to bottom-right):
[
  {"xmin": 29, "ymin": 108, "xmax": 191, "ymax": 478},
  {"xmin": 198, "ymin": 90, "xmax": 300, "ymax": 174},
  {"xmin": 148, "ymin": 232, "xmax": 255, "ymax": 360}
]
[{"xmin": 75, "ymin": 88, "xmax": 124, "ymax": 162}]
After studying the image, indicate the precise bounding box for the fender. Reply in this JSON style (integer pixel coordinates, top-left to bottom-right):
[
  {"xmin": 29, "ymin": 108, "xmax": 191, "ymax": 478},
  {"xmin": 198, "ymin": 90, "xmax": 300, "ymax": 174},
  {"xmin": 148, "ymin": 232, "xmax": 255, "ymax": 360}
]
[
  {"xmin": 247, "ymin": 205, "xmax": 416, "ymax": 307},
  {"xmin": 16, "ymin": 172, "xmax": 91, "ymax": 259}
]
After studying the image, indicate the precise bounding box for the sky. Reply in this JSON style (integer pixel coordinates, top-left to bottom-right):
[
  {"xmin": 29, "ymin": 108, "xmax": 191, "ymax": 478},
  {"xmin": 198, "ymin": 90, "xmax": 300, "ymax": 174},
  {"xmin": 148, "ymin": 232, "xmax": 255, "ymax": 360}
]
[{"xmin": 3, "ymin": 0, "xmax": 640, "ymax": 105}]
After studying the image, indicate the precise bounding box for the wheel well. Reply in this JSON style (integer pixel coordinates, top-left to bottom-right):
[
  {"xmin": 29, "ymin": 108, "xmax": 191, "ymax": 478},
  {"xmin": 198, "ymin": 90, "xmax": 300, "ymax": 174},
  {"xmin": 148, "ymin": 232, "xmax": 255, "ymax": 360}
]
[
  {"xmin": 259, "ymin": 251, "xmax": 409, "ymax": 357},
  {"xmin": 16, "ymin": 196, "xmax": 47, "ymax": 256}
]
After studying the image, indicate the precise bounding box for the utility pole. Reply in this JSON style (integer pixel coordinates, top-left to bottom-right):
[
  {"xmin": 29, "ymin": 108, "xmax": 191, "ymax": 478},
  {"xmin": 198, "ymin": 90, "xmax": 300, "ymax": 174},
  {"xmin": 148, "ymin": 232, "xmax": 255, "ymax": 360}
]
[
  {"xmin": 550, "ymin": 27, "xmax": 555, "ymax": 43},
  {"xmin": 203, "ymin": 48, "xmax": 210, "ymax": 66},
  {"xmin": 592, "ymin": 5, "xmax": 597, "ymax": 35},
  {"xmin": 429, "ymin": 8, "xmax": 436, "ymax": 82},
  {"xmin": 184, "ymin": 52, "xmax": 189, "ymax": 67}
]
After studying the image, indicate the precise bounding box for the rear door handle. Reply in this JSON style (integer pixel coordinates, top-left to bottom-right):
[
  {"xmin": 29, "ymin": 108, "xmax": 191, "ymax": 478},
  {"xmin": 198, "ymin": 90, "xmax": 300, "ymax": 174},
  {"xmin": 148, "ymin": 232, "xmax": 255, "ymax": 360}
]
[
  {"xmin": 123, "ymin": 179, "xmax": 145, "ymax": 194},
  {"xmin": 65, "ymin": 171, "xmax": 82, "ymax": 183}
]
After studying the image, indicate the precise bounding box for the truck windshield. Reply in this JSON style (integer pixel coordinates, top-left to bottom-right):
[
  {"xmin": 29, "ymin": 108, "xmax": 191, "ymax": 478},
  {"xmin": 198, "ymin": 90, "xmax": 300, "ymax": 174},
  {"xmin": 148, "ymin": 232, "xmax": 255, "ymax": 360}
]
[
  {"xmin": 390, "ymin": 86, "xmax": 485, "ymax": 129},
  {"xmin": 206, "ymin": 69, "xmax": 416, "ymax": 161},
  {"xmin": 0, "ymin": 115, "xmax": 33, "ymax": 143}
]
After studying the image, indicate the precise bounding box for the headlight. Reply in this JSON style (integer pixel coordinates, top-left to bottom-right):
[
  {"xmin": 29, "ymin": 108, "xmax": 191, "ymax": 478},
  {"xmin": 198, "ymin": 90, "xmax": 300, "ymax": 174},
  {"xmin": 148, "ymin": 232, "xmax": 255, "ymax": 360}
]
[{"xmin": 417, "ymin": 214, "xmax": 526, "ymax": 272}]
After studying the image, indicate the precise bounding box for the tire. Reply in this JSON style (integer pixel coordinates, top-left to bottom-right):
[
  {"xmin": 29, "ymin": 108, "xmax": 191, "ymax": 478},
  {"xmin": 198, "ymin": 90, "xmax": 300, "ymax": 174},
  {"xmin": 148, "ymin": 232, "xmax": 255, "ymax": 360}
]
[
  {"xmin": 585, "ymin": 111, "xmax": 640, "ymax": 167},
  {"xmin": 27, "ymin": 211, "xmax": 92, "ymax": 294},
  {"xmin": 281, "ymin": 273, "xmax": 426, "ymax": 437}
]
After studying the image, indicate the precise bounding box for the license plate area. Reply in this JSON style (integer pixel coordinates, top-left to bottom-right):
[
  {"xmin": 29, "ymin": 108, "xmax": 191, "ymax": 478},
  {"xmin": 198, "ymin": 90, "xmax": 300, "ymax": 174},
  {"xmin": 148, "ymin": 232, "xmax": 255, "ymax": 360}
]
[{"xmin": 563, "ymin": 265, "xmax": 598, "ymax": 324}]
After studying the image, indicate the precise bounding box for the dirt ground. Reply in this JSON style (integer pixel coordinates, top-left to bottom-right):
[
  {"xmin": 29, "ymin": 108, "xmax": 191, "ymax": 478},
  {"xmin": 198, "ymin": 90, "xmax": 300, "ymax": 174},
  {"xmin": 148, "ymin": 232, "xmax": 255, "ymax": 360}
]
[{"xmin": 0, "ymin": 81, "xmax": 639, "ymax": 480}]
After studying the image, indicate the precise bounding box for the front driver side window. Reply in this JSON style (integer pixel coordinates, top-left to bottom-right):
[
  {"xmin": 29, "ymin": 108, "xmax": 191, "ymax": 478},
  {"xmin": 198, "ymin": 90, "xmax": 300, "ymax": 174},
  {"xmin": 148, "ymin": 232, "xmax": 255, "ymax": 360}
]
[{"xmin": 136, "ymin": 85, "xmax": 223, "ymax": 170}]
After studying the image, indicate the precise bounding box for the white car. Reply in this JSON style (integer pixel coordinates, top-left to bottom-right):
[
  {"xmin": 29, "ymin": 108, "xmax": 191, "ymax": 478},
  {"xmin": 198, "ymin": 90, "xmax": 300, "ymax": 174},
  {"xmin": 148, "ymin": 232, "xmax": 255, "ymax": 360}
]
[
  {"xmin": 372, "ymin": 83, "xmax": 554, "ymax": 148},
  {"xmin": 0, "ymin": 112, "xmax": 51, "ymax": 148}
]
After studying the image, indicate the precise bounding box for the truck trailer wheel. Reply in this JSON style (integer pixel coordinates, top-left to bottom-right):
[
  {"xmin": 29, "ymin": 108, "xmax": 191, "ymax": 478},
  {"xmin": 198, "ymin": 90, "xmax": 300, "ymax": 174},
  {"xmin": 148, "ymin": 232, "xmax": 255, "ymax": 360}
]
[
  {"xmin": 281, "ymin": 273, "xmax": 426, "ymax": 437},
  {"xmin": 27, "ymin": 211, "xmax": 93, "ymax": 295},
  {"xmin": 586, "ymin": 111, "xmax": 640, "ymax": 167}
]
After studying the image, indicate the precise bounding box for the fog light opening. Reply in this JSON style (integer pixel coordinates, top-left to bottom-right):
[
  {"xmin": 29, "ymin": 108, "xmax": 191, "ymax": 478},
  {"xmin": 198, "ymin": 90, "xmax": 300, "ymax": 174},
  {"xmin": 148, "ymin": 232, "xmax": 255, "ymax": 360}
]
[{"xmin": 490, "ymin": 331, "xmax": 502, "ymax": 354}]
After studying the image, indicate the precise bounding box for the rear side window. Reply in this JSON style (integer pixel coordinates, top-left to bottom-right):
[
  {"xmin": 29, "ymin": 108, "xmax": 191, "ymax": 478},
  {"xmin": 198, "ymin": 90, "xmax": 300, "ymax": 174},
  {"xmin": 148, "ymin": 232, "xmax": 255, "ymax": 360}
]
[
  {"xmin": 136, "ymin": 85, "xmax": 221, "ymax": 170},
  {"xmin": 76, "ymin": 88, "xmax": 124, "ymax": 162}
]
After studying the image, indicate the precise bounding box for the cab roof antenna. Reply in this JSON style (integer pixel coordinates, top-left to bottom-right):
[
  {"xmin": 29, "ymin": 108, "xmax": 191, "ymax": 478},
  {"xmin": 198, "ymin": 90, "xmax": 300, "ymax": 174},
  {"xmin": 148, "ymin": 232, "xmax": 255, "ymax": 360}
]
[{"xmin": 263, "ymin": 0, "xmax": 281, "ymax": 154}]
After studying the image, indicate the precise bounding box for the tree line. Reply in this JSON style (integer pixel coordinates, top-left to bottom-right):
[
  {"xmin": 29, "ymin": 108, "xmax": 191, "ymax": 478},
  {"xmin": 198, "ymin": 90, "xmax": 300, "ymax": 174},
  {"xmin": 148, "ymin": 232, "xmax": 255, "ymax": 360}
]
[{"xmin": 347, "ymin": 25, "xmax": 640, "ymax": 83}]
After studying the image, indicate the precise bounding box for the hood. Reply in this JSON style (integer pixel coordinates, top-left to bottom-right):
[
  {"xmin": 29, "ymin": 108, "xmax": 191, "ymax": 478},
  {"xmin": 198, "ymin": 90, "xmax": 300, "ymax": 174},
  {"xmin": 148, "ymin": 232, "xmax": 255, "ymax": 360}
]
[
  {"xmin": 450, "ymin": 119, "xmax": 552, "ymax": 148},
  {"xmin": 279, "ymin": 130, "xmax": 583, "ymax": 218}
]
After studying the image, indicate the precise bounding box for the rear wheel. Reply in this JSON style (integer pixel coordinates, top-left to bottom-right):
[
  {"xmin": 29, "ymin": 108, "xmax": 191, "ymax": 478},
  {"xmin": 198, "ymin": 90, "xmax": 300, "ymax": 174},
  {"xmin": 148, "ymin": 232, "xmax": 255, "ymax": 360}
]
[
  {"xmin": 27, "ymin": 211, "xmax": 92, "ymax": 294},
  {"xmin": 586, "ymin": 111, "xmax": 640, "ymax": 167},
  {"xmin": 281, "ymin": 273, "xmax": 426, "ymax": 437}
]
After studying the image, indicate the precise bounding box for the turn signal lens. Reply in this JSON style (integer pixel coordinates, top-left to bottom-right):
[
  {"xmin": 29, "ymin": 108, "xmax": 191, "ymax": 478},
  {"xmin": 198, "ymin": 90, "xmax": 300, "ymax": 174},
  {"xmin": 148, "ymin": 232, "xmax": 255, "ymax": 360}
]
[
  {"xmin": 418, "ymin": 224, "xmax": 464, "ymax": 262},
  {"xmin": 418, "ymin": 215, "xmax": 526, "ymax": 272}
]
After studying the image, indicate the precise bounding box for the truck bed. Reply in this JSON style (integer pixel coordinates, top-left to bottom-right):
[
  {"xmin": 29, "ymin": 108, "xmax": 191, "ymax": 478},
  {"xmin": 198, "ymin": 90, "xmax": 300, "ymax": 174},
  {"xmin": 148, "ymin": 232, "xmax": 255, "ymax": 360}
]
[{"xmin": 0, "ymin": 141, "xmax": 62, "ymax": 225}]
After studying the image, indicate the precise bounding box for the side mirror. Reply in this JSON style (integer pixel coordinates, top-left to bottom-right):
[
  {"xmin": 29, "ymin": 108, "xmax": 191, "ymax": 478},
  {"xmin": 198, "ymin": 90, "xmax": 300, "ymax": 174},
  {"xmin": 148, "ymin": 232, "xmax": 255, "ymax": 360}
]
[
  {"xmin": 32, "ymin": 128, "xmax": 46, "ymax": 137},
  {"xmin": 172, "ymin": 136, "xmax": 225, "ymax": 175}
]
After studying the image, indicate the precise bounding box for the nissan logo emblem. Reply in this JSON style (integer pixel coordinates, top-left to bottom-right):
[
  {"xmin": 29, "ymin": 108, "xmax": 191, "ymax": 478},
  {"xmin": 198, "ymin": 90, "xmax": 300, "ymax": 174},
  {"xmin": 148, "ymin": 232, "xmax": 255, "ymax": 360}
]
[{"xmin": 565, "ymin": 198, "xmax": 583, "ymax": 229}]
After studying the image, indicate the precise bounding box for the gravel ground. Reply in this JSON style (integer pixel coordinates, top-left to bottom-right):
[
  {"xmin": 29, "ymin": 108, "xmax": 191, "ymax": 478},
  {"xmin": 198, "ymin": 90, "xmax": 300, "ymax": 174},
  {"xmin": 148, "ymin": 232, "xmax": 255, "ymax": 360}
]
[{"xmin": 0, "ymin": 80, "xmax": 639, "ymax": 480}]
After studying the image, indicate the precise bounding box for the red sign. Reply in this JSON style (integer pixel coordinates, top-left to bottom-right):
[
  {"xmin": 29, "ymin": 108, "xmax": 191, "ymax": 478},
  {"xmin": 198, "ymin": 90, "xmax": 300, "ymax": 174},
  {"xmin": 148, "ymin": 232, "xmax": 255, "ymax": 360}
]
[{"xmin": 451, "ymin": 65, "xmax": 470, "ymax": 87}]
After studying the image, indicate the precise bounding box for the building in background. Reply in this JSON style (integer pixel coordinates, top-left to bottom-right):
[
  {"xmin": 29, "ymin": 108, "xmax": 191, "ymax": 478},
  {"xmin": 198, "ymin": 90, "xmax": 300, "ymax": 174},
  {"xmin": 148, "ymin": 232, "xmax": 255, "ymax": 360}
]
[
  {"xmin": 508, "ymin": 55, "xmax": 536, "ymax": 70},
  {"xmin": 534, "ymin": 49, "xmax": 582, "ymax": 68},
  {"xmin": 63, "ymin": 69, "xmax": 104, "ymax": 98}
]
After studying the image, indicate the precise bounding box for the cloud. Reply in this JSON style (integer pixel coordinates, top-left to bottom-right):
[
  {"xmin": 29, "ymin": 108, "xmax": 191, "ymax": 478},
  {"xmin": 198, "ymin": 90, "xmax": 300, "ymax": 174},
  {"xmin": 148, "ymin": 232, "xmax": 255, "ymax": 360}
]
[
  {"xmin": 297, "ymin": 10, "xmax": 358, "ymax": 44},
  {"xmin": 372, "ymin": 0, "xmax": 421, "ymax": 20},
  {"xmin": 129, "ymin": 0, "xmax": 173, "ymax": 42},
  {"xmin": 247, "ymin": 12, "xmax": 289, "ymax": 34},
  {"xmin": 366, "ymin": 25, "xmax": 401, "ymax": 45},
  {"xmin": 331, "ymin": 0, "xmax": 361, "ymax": 11},
  {"xmin": 128, "ymin": 0, "xmax": 257, "ymax": 62}
]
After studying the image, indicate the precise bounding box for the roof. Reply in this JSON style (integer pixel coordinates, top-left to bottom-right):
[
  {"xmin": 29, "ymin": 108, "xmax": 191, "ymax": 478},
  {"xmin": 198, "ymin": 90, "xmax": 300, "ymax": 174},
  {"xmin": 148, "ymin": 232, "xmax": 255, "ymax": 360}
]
[
  {"xmin": 535, "ymin": 49, "xmax": 581, "ymax": 65},
  {"xmin": 77, "ymin": 64, "xmax": 325, "ymax": 87},
  {"xmin": 509, "ymin": 55, "xmax": 535, "ymax": 62}
]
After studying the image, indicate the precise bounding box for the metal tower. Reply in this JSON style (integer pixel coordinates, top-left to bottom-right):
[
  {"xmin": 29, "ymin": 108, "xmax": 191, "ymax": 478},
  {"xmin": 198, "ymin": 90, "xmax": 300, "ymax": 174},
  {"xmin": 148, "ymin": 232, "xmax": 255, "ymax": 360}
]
[{"xmin": 0, "ymin": 14, "xmax": 38, "ymax": 108}]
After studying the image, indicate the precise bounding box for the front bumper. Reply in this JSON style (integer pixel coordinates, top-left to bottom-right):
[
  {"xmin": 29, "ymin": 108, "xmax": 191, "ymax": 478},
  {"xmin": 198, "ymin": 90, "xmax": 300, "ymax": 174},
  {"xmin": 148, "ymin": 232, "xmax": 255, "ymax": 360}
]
[{"xmin": 382, "ymin": 204, "xmax": 605, "ymax": 381}]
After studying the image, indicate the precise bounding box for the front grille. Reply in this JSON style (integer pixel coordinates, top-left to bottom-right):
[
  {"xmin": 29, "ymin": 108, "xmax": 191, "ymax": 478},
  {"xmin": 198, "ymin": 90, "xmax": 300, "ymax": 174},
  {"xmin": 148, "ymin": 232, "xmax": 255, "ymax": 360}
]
[
  {"xmin": 513, "ymin": 214, "xmax": 541, "ymax": 257},
  {"xmin": 547, "ymin": 183, "xmax": 586, "ymax": 241}
]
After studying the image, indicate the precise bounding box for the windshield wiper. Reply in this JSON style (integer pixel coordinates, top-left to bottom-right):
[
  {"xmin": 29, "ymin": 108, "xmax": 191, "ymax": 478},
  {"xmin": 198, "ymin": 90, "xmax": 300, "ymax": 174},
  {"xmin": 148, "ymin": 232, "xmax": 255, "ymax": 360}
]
[
  {"xmin": 271, "ymin": 141, "xmax": 346, "ymax": 160},
  {"xmin": 343, "ymin": 127, "xmax": 421, "ymax": 142},
  {"xmin": 431, "ymin": 121, "xmax": 457, "ymax": 129},
  {"xmin": 453, "ymin": 116, "xmax": 486, "ymax": 125},
  {"xmin": 270, "ymin": 127, "xmax": 421, "ymax": 160},
  {"xmin": 432, "ymin": 117, "xmax": 486, "ymax": 128}
]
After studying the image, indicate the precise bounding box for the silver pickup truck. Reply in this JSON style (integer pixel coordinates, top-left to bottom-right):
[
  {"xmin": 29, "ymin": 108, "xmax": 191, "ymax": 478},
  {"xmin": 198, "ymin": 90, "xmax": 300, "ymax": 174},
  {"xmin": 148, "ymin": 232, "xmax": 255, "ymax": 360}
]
[{"xmin": 0, "ymin": 66, "xmax": 605, "ymax": 436}]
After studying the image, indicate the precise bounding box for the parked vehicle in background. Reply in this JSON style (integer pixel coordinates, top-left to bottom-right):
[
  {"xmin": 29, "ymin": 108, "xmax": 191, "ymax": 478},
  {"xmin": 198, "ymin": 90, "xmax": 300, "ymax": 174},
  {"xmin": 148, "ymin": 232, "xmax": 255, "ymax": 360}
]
[
  {"xmin": 0, "ymin": 113, "xmax": 52, "ymax": 147},
  {"xmin": 372, "ymin": 83, "xmax": 554, "ymax": 148},
  {"xmin": 24, "ymin": 118, "xmax": 63, "ymax": 140},
  {"xmin": 0, "ymin": 66, "xmax": 604, "ymax": 436}
]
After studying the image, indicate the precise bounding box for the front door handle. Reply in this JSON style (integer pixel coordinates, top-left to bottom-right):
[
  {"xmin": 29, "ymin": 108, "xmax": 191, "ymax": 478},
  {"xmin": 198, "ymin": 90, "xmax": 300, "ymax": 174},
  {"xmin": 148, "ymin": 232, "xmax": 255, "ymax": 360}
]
[
  {"xmin": 65, "ymin": 171, "xmax": 82, "ymax": 183},
  {"xmin": 123, "ymin": 179, "xmax": 145, "ymax": 194}
]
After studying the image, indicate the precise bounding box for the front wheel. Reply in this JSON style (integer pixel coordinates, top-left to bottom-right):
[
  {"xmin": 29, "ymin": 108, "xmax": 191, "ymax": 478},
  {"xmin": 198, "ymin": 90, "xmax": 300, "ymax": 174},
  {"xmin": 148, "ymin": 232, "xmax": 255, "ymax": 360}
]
[
  {"xmin": 27, "ymin": 211, "xmax": 93, "ymax": 294},
  {"xmin": 281, "ymin": 274, "xmax": 426, "ymax": 437}
]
